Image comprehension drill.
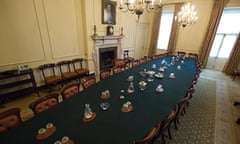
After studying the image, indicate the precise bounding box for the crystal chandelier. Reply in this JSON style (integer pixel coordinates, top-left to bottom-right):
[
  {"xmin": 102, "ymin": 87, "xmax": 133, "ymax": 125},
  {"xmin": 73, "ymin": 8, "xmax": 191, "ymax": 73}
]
[
  {"xmin": 119, "ymin": 0, "xmax": 163, "ymax": 20},
  {"xmin": 175, "ymin": 3, "xmax": 198, "ymax": 27}
]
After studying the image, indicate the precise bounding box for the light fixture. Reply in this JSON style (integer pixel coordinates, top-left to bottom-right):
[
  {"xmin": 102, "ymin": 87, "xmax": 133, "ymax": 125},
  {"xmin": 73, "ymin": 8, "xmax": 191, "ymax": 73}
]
[
  {"xmin": 175, "ymin": 3, "xmax": 198, "ymax": 27},
  {"xmin": 118, "ymin": 0, "xmax": 163, "ymax": 20}
]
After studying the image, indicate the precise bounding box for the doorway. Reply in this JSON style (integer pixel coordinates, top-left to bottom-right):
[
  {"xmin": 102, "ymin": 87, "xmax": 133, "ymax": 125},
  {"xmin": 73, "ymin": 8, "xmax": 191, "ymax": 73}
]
[
  {"xmin": 135, "ymin": 23, "xmax": 149, "ymax": 59},
  {"xmin": 207, "ymin": 8, "xmax": 240, "ymax": 70}
]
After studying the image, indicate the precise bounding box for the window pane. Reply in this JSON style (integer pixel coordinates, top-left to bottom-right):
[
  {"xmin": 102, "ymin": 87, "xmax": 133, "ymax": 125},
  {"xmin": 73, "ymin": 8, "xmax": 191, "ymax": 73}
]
[
  {"xmin": 217, "ymin": 8, "xmax": 240, "ymax": 34},
  {"xmin": 209, "ymin": 35, "xmax": 223, "ymax": 57},
  {"xmin": 218, "ymin": 35, "xmax": 237, "ymax": 58},
  {"xmin": 157, "ymin": 10, "xmax": 174, "ymax": 50}
]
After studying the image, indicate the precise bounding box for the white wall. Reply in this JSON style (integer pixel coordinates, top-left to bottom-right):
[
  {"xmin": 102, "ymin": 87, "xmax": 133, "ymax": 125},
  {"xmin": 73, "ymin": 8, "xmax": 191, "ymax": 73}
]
[{"xmin": 0, "ymin": 0, "xmax": 85, "ymax": 86}]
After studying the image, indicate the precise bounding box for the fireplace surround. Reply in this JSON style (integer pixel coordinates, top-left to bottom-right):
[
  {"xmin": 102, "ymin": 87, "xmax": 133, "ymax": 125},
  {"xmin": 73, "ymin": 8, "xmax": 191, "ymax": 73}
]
[{"xmin": 91, "ymin": 35, "xmax": 124, "ymax": 75}]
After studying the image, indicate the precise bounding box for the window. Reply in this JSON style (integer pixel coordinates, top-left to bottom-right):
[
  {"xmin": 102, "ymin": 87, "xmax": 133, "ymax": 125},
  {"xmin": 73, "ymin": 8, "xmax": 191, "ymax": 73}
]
[
  {"xmin": 157, "ymin": 9, "xmax": 174, "ymax": 50},
  {"xmin": 209, "ymin": 8, "xmax": 240, "ymax": 58}
]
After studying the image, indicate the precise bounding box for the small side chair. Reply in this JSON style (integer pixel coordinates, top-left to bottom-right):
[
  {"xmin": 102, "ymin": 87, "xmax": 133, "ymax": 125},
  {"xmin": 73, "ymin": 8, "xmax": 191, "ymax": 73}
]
[
  {"xmin": 0, "ymin": 108, "xmax": 22, "ymax": 133},
  {"xmin": 60, "ymin": 83, "xmax": 80, "ymax": 100},
  {"xmin": 29, "ymin": 93, "xmax": 59, "ymax": 115},
  {"xmin": 100, "ymin": 69, "xmax": 112, "ymax": 80},
  {"xmin": 81, "ymin": 74, "xmax": 96, "ymax": 89},
  {"xmin": 39, "ymin": 63, "xmax": 62, "ymax": 92}
]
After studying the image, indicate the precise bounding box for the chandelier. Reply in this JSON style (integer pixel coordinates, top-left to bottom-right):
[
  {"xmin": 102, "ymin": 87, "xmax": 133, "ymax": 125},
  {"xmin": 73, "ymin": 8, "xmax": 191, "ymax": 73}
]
[
  {"xmin": 119, "ymin": 0, "xmax": 163, "ymax": 20},
  {"xmin": 175, "ymin": 3, "xmax": 198, "ymax": 27}
]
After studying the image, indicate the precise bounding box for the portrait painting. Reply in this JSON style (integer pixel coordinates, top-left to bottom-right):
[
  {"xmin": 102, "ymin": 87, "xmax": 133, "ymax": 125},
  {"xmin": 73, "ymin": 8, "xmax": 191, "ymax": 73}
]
[{"xmin": 102, "ymin": 0, "xmax": 116, "ymax": 25}]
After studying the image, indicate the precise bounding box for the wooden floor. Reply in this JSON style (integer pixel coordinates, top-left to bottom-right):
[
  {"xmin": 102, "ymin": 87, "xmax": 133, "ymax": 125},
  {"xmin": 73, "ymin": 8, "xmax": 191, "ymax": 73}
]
[{"xmin": 0, "ymin": 68, "xmax": 240, "ymax": 144}]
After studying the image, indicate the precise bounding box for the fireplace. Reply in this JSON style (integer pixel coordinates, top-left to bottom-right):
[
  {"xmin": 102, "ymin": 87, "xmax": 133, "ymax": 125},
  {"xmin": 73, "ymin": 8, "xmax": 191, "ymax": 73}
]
[
  {"xmin": 99, "ymin": 47, "xmax": 117, "ymax": 70},
  {"xmin": 91, "ymin": 35, "xmax": 124, "ymax": 75}
]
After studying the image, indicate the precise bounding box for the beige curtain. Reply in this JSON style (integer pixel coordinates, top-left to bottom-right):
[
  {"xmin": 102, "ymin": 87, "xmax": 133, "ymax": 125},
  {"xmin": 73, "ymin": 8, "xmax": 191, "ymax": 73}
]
[
  {"xmin": 148, "ymin": 9, "xmax": 162, "ymax": 56},
  {"xmin": 223, "ymin": 33, "xmax": 240, "ymax": 74},
  {"xmin": 167, "ymin": 3, "xmax": 183, "ymax": 54},
  {"xmin": 199, "ymin": 0, "xmax": 229, "ymax": 68}
]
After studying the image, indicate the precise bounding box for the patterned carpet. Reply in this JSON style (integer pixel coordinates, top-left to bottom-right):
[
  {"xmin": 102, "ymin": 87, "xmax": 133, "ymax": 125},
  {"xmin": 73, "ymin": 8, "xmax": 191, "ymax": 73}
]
[{"xmin": 154, "ymin": 77, "xmax": 216, "ymax": 144}]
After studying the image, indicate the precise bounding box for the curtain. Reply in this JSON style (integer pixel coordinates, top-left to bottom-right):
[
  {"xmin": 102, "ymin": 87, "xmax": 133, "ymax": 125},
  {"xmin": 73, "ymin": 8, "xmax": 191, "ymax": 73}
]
[
  {"xmin": 223, "ymin": 33, "xmax": 240, "ymax": 74},
  {"xmin": 148, "ymin": 9, "xmax": 162, "ymax": 56},
  {"xmin": 199, "ymin": 0, "xmax": 229, "ymax": 68},
  {"xmin": 167, "ymin": 3, "xmax": 183, "ymax": 54}
]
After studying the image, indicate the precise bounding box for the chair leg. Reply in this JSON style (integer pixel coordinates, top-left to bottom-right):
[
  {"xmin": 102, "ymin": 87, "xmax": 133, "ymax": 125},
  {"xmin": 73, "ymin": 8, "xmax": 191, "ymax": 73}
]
[
  {"xmin": 161, "ymin": 135, "xmax": 165, "ymax": 144},
  {"xmin": 168, "ymin": 127, "xmax": 172, "ymax": 139},
  {"xmin": 186, "ymin": 101, "xmax": 190, "ymax": 107},
  {"xmin": 174, "ymin": 118, "xmax": 178, "ymax": 130}
]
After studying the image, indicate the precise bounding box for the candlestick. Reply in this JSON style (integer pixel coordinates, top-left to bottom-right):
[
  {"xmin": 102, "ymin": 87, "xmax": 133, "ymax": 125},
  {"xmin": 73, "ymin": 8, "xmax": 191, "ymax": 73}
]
[
  {"xmin": 120, "ymin": 26, "xmax": 123, "ymax": 35},
  {"xmin": 93, "ymin": 25, "xmax": 97, "ymax": 36}
]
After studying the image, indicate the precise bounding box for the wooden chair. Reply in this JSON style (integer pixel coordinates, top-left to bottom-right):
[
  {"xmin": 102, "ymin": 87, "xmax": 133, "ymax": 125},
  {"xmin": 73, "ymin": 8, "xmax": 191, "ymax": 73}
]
[
  {"xmin": 188, "ymin": 53, "xmax": 198, "ymax": 59},
  {"xmin": 57, "ymin": 60, "xmax": 79, "ymax": 83},
  {"xmin": 72, "ymin": 58, "xmax": 89, "ymax": 78},
  {"xmin": 100, "ymin": 68, "xmax": 111, "ymax": 80},
  {"xmin": 159, "ymin": 105, "xmax": 179, "ymax": 144},
  {"xmin": 60, "ymin": 82, "xmax": 80, "ymax": 100},
  {"xmin": 29, "ymin": 93, "xmax": 59, "ymax": 115},
  {"xmin": 139, "ymin": 58, "xmax": 146, "ymax": 64},
  {"xmin": 39, "ymin": 63, "xmax": 62, "ymax": 91},
  {"xmin": 144, "ymin": 56, "xmax": 152, "ymax": 61},
  {"xmin": 132, "ymin": 60, "xmax": 140, "ymax": 67},
  {"xmin": 112, "ymin": 66, "xmax": 122, "ymax": 74},
  {"xmin": 186, "ymin": 86, "xmax": 195, "ymax": 108},
  {"xmin": 114, "ymin": 59, "xmax": 126, "ymax": 69},
  {"xmin": 81, "ymin": 74, "xmax": 96, "ymax": 89},
  {"xmin": 0, "ymin": 108, "xmax": 21, "ymax": 133},
  {"xmin": 174, "ymin": 94, "xmax": 191, "ymax": 129},
  {"xmin": 177, "ymin": 51, "xmax": 186, "ymax": 58},
  {"xmin": 232, "ymin": 69, "xmax": 240, "ymax": 81},
  {"xmin": 133, "ymin": 122, "xmax": 161, "ymax": 144}
]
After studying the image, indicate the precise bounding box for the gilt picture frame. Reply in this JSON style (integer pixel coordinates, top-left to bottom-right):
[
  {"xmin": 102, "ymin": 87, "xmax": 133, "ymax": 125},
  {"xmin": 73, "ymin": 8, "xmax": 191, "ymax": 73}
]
[{"xmin": 102, "ymin": 0, "xmax": 116, "ymax": 25}]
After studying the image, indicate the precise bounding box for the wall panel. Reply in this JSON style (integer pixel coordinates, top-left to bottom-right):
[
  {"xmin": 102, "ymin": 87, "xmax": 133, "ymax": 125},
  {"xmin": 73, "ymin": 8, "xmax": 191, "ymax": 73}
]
[
  {"xmin": 0, "ymin": 0, "xmax": 45, "ymax": 67},
  {"xmin": 43, "ymin": 0, "xmax": 80, "ymax": 58}
]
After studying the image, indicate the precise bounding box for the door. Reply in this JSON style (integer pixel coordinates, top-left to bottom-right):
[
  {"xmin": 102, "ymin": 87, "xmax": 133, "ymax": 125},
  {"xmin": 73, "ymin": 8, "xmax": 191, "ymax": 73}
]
[{"xmin": 135, "ymin": 23, "xmax": 149, "ymax": 59}]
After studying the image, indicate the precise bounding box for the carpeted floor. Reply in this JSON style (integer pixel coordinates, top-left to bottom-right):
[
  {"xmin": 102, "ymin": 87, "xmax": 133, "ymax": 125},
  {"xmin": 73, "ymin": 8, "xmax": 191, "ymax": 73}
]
[{"xmin": 154, "ymin": 78, "xmax": 216, "ymax": 144}]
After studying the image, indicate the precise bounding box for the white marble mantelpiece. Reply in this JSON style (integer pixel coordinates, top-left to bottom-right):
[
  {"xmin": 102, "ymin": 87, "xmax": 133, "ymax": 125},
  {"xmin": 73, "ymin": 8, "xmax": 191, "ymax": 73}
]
[{"xmin": 91, "ymin": 35, "xmax": 124, "ymax": 75}]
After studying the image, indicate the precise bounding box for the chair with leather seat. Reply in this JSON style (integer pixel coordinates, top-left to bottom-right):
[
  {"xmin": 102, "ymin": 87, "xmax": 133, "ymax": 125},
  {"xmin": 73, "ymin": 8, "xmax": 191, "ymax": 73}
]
[
  {"xmin": 188, "ymin": 53, "xmax": 198, "ymax": 59},
  {"xmin": 29, "ymin": 93, "xmax": 59, "ymax": 115},
  {"xmin": 114, "ymin": 59, "xmax": 126, "ymax": 70},
  {"xmin": 72, "ymin": 58, "xmax": 89, "ymax": 78},
  {"xmin": 177, "ymin": 51, "xmax": 186, "ymax": 58},
  {"xmin": 0, "ymin": 108, "xmax": 22, "ymax": 133},
  {"xmin": 60, "ymin": 83, "xmax": 80, "ymax": 100},
  {"xmin": 100, "ymin": 68, "xmax": 111, "ymax": 80},
  {"xmin": 174, "ymin": 94, "xmax": 191, "ymax": 130},
  {"xmin": 158, "ymin": 105, "xmax": 179, "ymax": 144},
  {"xmin": 133, "ymin": 122, "xmax": 161, "ymax": 144},
  {"xmin": 132, "ymin": 60, "xmax": 140, "ymax": 67},
  {"xmin": 39, "ymin": 63, "xmax": 62, "ymax": 92},
  {"xmin": 232, "ymin": 69, "xmax": 240, "ymax": 81},
  {"xmin": 81, "ymin": 74, "xmax": 96, "ymax": 89},
  {"xmin": 57, "ymin": 60, "xmax": 79, "ymax": 83},
  {"xmin": 112, "ymin": 66, "xmax": 122, "ymax": 74},
  {"xmin": 144, "ymin": 56, "xmax": 152, "ymax": 62},
  {"xmin": 139, "ymin": 58, "xmax": 146, "ymax": 64}
]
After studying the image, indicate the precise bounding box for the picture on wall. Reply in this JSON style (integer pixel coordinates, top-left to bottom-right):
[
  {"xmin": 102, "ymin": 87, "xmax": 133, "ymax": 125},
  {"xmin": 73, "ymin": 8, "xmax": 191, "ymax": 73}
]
[{"xmin": 102, "ymin": 0, "xmax": 116, "ymax": 25}]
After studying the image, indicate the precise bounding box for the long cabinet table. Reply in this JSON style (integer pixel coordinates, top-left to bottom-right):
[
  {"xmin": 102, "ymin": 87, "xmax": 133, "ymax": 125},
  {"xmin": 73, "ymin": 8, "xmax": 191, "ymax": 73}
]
[{"xmin": 0, "ymin": 57, "xmax": 197, "ymax": 144}]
